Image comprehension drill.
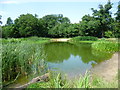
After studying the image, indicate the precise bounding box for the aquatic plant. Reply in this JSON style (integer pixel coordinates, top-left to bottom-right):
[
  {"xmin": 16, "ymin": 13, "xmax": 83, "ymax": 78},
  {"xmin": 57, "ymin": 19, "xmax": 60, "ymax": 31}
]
[{"xmin": 2, "ymin": 39, "xmax": 48, "ymax": 85}]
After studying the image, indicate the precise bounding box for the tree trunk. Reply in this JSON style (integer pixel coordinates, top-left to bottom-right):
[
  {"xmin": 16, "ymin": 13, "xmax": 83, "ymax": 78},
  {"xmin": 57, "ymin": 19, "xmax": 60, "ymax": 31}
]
[{"xmin": 16, "ymin": 73, "xmax": 49, "ymax": 89}]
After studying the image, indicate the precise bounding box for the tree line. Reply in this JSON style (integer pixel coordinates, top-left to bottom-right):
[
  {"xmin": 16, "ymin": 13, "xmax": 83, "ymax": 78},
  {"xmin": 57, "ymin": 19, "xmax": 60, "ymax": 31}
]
[{"xmin": 1, "ymin": 1, "xmax": 120, "ymax": 38}]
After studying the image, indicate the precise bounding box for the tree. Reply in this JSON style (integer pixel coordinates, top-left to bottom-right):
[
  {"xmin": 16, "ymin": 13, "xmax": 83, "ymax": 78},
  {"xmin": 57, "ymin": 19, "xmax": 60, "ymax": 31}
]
[
  {"xmin": 0, "ymin": 15, "xmax": 2, "ymax": 38},
  {"xmin": 48, "ymin": 23, "xmax": 79, "ymax": 38},
  {"xmin": 48, "ymin": 23, "xmax": 70, "ymax": 38},
  {"xmin": 91, "ymin": 0, "xmax": 113, "ymax": 37},
  {"xmin": 2, "ymin": 17, "xmax": 14, "ymax": 38},
  {"xmin": 41, "ymin": 14, "xmax": 70, "ymax": 37},
  {"xmin": 37, "ymin": 18, "xmax": 48, "ymax": 37},
  {"xmin": 113, "ymin": 1, "xmax": 120, "ymax": 38},
  {"xmin": 6, "ymin": 17, "xmax": 13, "ymax": 26},
  {"xmin": 14, "ymin": 13, "xmax": 39, "ymax": 37},
  {"xmin": 79, "ymin": 15, "xmax": 101, "ymax": 37},
  {"xmin": 115, "ymin": 1, "xmax": 120, "ymax": 22},
  {"xmin": 2, "ymin": 25, "xmax": 14, "ymax": 38},
  {"xmin": 0, "ymin": 15, "xmax": 2, "ymax": 25}
]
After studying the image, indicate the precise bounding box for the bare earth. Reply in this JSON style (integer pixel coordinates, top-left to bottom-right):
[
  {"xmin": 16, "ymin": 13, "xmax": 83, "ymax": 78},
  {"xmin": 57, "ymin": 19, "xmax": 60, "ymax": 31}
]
[
  {"xmin": 91, "ymin": 52, "xmax": 119, "ymax": 81},
  {"xmin": 50, "ymin": 38, "xmax": 71, "ymax": 42}
]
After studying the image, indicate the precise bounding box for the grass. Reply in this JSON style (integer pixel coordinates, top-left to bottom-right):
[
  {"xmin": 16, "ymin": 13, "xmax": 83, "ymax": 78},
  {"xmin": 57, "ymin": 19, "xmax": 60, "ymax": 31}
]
[
  {"xmin": 92, "ymin": 40, "xmax": 120, "ymax": 52},
  {"xmin": 71, "ymin": 36, "xmax": 98, "ymax": 42},
  {"xmin": 74, "ymin": 72, "xmax": 90, "ymax": 88},
  {"xmin": 1, "ymin": 36, "xmax": 119, "ymax": 88},
  {"xmin": 2, "ymin": 36, "xmax": 50, "ymax": 44},
  {"xmin": 91, "ymin": 75, "xmax": 118, "ymax": 88},
  {"xmin": 2, "ymin": 37, "xmax": 50, "ymax": 86},
  {"xmin": 74, "ymin": 41, "xmax": 95, "ymax": 43},
  {"xmin": 27, "ymin": 71, "xmax": 118, "ymax": 88},
  {"xmin": 71, "ymin": 36, "xmax": 120, "ymax": 52},
  {"xmin": 27, "ymin": 72, "xmax": 69, "ymax": 88}
]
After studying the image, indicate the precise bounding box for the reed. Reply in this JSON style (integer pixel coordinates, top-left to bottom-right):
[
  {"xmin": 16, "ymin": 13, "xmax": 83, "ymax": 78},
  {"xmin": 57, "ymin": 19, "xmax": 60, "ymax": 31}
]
[{"xmin": 2, "ymin": 38, "xmax": 48, "ymax": 85}]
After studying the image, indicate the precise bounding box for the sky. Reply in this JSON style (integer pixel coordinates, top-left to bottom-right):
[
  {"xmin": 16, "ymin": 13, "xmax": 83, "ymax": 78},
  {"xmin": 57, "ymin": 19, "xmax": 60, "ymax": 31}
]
[{"xmin": 0, "ymin": 0, "xmax": 119, "ymax": 25}]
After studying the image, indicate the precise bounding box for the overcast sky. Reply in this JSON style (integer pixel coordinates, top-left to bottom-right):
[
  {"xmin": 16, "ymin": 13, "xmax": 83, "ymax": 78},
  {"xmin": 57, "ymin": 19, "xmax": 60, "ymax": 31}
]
[{"xmin": 0, "ymin": 0, "xmax": 119, "ymax": 25}]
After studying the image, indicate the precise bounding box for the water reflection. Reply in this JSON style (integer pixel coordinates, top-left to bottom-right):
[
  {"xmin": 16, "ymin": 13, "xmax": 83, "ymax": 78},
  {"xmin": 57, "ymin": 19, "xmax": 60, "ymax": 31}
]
[
  {"xmin": 44, "ymin": 42, "xmax": 113, "ymax": 63},
  {"xmin": 43, "ymin": 42, "xmax": 113, "ymax": 77}
]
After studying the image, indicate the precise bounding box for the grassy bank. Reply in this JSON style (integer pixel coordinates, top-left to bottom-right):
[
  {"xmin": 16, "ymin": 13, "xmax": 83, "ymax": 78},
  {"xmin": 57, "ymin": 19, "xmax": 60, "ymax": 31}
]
[
  {"xmin": 92, "ymin": 41, "xmax": 120, "ymax": 52},
  {"xmin": 70, "ymin": 36, "xmax": 98, "ymax": 43},
  {"xmin": 2, "ymin": 36, "xmax": 50, "ymax": 44},
  {"xmin": 70, "ymin": 36, "xmax": 120, "ymax": 52},
  {"xmin": 1, "ymin": 37, "xmax": 50, "ymax": 86}
]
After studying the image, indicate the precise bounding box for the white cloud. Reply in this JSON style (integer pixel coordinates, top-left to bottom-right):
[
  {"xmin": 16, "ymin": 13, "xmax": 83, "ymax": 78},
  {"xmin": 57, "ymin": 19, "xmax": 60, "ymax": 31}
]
[
  {"xmin": 0, "ymin": 1, "xmax": 19, "ymax": 4},
  {"xmin": 21, "ymin": 0, "xmax": 119, "ymax": 2},
  {"xmin": 20, "ymin": 0, "xmax": 120, "ymax": 2},
  {"xmin": 0, "ymin": 0, "xmax": 119, "ymax": 4}
]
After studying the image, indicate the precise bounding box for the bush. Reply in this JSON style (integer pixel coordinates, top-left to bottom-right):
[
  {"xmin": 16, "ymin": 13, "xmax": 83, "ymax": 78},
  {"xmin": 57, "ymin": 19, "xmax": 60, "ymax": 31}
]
[
  {"xmin": 72, "ymin": 36, "xmax": 98, "ymax": 41},
  {"xmin": 79, "ymin": 36, "xmax": 98, "ymax": 41}
]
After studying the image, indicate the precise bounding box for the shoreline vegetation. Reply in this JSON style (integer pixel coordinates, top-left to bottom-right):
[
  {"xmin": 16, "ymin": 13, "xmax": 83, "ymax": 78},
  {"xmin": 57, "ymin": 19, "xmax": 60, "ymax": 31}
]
[
  {"xmin": 27, "ymin": 43, "xmax": 119, "ymax": 88},
  {"xmin": 28, "ymin": 51, "xmax": 119, "ymax": 88},
  {"xmin": 1, "ymin": 36, "xmax": 119, "ymax": 88}
]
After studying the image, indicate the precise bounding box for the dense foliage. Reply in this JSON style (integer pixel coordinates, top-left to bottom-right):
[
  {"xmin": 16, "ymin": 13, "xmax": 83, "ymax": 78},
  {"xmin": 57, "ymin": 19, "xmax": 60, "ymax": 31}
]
[
  {"xmin": 1, "ymin": 1, "xmax": 120, "ymax": 38},
  {"xmin": 2, "ymin": 38, "xmax": 48, "ymax": 84},
  {"xmin": 0, "ymin": 15, "xmax": 2, "ymax": 25}
]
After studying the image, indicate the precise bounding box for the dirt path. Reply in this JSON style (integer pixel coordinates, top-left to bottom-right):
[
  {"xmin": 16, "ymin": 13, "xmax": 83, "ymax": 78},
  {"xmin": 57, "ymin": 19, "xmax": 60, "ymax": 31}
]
[
  {"xmin": 91, "ymin": 52, "xmax": 119, "ymax": 81},
  {"xmin": 50, "ymin": 38, "xmax": 71, "ymax": 42}
]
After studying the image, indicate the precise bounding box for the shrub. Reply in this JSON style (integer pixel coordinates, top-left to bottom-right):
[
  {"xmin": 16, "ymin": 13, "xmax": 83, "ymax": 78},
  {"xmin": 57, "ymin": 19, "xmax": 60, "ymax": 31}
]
[
  {"xmin": 72, "ymin": 36, "xmax": 98, "ymax": 41},
  {"xmin": 79, "ymin": 36, "xmax": 98, "ymax": 41}
]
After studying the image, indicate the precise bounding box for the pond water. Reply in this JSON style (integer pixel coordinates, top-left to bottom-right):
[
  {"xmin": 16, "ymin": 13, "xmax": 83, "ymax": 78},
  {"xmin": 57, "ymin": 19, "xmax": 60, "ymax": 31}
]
[
  {"xmin": 43, "ymin": 42, "xmax": 113, "ymax": 78},
  {"xmin": 7, "ymin": 42, "xmax": 114, "ymax": 88}
]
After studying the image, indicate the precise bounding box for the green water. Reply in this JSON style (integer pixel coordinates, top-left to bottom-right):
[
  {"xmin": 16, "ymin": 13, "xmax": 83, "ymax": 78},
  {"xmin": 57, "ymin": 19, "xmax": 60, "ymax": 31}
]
[
  {"xmin": 43, "ymin": 42, "xmax": 113, "ymax": 78},
  {"xmin": 7, "ymin": 42, "xmax": 113, "ymax": 87}
]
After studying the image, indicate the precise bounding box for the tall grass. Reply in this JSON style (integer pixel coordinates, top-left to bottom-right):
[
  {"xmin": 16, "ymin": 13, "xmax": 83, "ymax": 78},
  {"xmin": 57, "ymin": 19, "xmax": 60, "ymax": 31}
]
[
  {"xmin": 0, "ymin": 39, "xmax": 2, "ymax": 89},
  {"xmin": 75, "ymin": 72, "xmax": 90, "ymax": 88},
  {"xmin": 2, "ymin": 36, "xmax": 50, "ymax": 44},
  {"xmin": 28, "ymin": 72, "xmax": 91, "ymax": 88},
  {"xmin": 27, "ymin": 71, "xmax": 118, "ymax": 88},
  {"xmin": 92, "ymin": 41, "xmax": 120, "ymax": 52},
  {"xmin": 2, "ymin": 38, "xmax": 48, "ymax": 85},
  {"xmin": 27, "ymin": 72, "xmax": 69, "ymax": 88}
]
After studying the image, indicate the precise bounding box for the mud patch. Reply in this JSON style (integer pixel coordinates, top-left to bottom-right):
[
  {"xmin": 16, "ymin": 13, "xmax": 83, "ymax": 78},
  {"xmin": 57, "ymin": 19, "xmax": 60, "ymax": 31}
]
[{"xmin": 91, "ymin": 52, "xmax": 119, "ymax": 81}]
